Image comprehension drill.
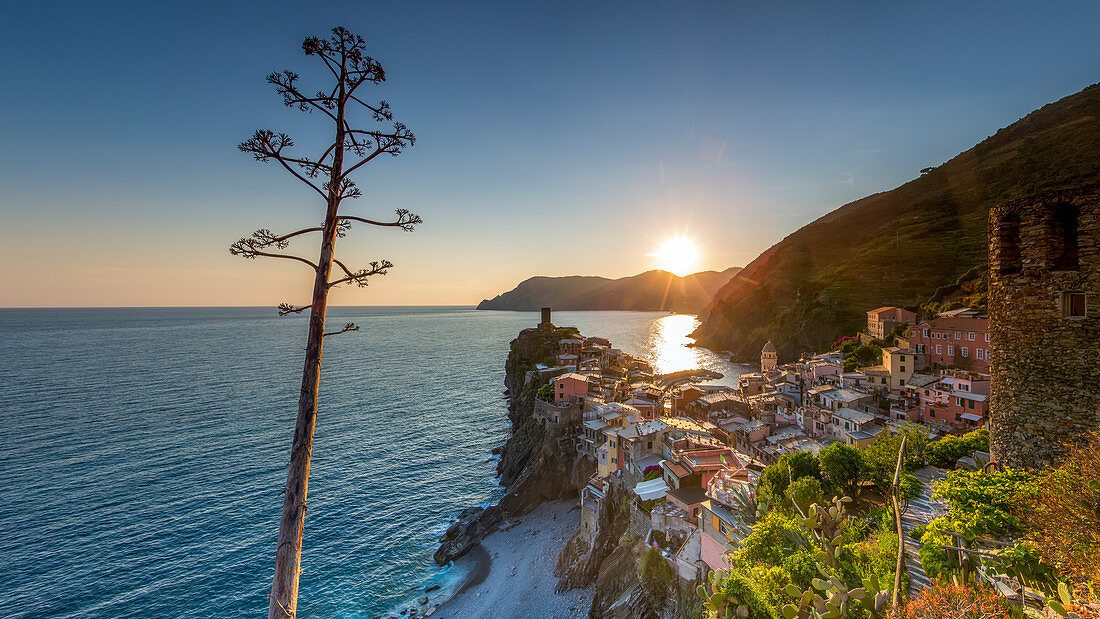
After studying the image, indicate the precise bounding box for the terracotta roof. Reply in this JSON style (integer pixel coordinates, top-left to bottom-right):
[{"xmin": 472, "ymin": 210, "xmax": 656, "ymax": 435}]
[{"xmin": 662, "ymin": 461, "xmax": 690, "ymax": 478}]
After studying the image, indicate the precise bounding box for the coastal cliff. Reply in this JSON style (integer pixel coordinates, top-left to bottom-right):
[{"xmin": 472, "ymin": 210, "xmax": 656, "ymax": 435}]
[
  {"xmin": 434, "ymin": 324, "xmax": 593, "ymax": 565},
  {"xmin": 434, "ymin": 324, "xmax": 702, "ymax": 618}
]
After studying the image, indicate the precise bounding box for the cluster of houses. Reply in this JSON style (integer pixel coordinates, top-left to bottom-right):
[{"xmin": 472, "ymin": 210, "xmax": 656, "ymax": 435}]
[{"xmin": 535, "ymin": 304, "xmax": 991, "ymax": 580}]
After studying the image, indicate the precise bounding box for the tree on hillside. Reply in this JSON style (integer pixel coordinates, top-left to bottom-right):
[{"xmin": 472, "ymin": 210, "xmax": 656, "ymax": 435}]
[
  {"xmin": 230, "ymin": 27, "xmax": 419, "ymax": 619},
  {"xmin": 758, "ymin": 451, "xmax": 822, "ymax": 506},
  {"xmin": 820, "ymin": 442, "xmax": 865, "ymax": 496}
]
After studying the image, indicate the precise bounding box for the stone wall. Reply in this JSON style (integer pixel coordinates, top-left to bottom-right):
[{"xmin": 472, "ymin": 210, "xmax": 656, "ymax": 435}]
[{"xmin": 988, "ymin": 185, "xmax": 1100, "ymax": 468}]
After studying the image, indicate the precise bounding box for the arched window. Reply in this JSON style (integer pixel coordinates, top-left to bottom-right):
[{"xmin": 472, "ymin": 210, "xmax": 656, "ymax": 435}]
[
  {"xmin": 997, "ymin": 212, "xmax": 1021, "ymax": 275},
  {"xmin": 1050, "ymin": 203, "xmax": 1079, "ymax": 270}
]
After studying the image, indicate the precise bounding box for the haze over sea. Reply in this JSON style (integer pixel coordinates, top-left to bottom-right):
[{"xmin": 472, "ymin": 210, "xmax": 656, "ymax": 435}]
[{"xmin": 1, "ymin": 307, "xmax": 746, "ymax": 618}]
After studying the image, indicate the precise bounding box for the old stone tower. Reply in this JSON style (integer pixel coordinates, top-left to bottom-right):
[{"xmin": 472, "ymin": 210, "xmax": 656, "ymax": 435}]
[
  {"xmin": 760, "ymin": 340, "xmax": 778, "ymax": 372},
  {"xmin": 988, "ymin": 185, "xmax": 1100, "ymax": 469}
]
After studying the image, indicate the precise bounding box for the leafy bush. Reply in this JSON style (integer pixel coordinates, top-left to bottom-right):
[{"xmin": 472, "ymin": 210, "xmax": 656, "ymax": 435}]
[
  {"xmin": 736, "ymin": 511, "xmax": 803, "ymax": 567},
  {"xmin": 699, "ymin": 569, "xmax": 779, "ymax": 619},
  {"xmin": 933, "ymin": 468, "xmax": 1036, "ymax": 537},
  {"xmin": 924, "ymin": 429, "xmax": 989, "ymax": 468},
  {"xmin": 642, "ymin": 466, "xmax": 662, "ymax": 481},
  {"xmin": 757, "ymin": 451, "xmax": 822, "ymax": 506},
  {"xmin": 900, "ymin": 473, "xmax": 923, "ymax": 499},
  {"xmin": 862, "ymin": 427, "xmax": 926, "ymax": 492},
  {"xmin": 918, "ymin": 520, "xmax": 952, "ymax": 579},
  {"xmin": 844, "ymin": 343, "xmax": 882, "ymax": 370},
  {"xmin": 785, "ymin": 476, "xmax": 823, "ymax": 514},
  {"xmin": 639, "ymin": 547, "xmax": 673, "ymax": 597},
  {"xmin": 1023, "ymin": 430, "xmax": 1100, "ymax": 584},
  {"xmin": 887, "ymin": 576, "xmax": 1014, "ymax": 619}
]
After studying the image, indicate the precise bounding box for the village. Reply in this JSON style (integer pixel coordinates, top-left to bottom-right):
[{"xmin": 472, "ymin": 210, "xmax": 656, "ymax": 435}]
[{"xmin": 524, "ymin": 303, "xmax": 993, "ymax": 584}]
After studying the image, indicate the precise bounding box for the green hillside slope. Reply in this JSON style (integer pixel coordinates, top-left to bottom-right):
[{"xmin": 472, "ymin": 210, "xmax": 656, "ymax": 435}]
[{"xmin": 694, "ymin": 82, "xmax": 1100, "ymax": 361}]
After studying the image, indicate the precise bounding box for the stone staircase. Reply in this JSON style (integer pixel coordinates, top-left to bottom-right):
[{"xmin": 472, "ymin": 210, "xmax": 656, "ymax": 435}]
[{"xmin": 899, "ymin": 467, "xmax": 948, "ymax": 594}]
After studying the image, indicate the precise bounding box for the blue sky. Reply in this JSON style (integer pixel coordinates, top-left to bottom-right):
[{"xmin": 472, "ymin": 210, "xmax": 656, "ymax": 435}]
[{"xmin": 1, "ymin": 1, "xmax": 1098, "ymax": 306}]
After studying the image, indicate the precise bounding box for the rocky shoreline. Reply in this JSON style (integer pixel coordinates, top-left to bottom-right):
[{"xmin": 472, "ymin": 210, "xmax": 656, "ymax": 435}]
[
  {"xmin": 432, "ymin": 324, "xmax": 595, "ymax": 568},
  {"xmin": 429, "ymin": 322, "xmax": 701, "ymax": 618},
  {"xmin": 430, "ymin": 501, "xmax": 592, "ymax": 618}
]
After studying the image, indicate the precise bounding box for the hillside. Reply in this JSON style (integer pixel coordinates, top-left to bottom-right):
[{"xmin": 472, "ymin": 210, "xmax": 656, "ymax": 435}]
[
  {"xmin": 694, "ymin": 81, "xmax": 1100, "ymax": 361},
  {"xmin": 477, "ymin": 267, "xmax": 741, "ymax": 313}
]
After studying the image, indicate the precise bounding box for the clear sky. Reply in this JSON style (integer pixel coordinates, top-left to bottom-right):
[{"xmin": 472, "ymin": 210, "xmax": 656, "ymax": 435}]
[{"xmin": 1, "ymin": 1, "xmax": 1098, "ymax": 307}]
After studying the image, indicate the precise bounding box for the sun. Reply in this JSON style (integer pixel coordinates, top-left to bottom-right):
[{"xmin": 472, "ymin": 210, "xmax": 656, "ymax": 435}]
[{"xmin": 652, "ymin": 236, "xmax": 701, "ymax": 276}]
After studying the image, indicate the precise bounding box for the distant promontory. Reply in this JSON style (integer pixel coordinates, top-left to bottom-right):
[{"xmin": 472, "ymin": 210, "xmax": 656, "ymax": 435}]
[{"xmin": 476, "ymin": 267, "xmax": 741, "ymax": 313}]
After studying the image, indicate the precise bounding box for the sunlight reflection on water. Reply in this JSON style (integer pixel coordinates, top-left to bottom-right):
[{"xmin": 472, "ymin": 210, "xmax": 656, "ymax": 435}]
[{"xmin": 648, "ymin": 314, "xmax": 705, "ymax": 374}]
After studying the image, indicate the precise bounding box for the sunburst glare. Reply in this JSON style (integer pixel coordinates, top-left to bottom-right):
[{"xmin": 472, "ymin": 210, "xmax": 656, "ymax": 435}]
[{"xmin": 652, "ymin": 237, "xmax": 701, "ymax": 276}]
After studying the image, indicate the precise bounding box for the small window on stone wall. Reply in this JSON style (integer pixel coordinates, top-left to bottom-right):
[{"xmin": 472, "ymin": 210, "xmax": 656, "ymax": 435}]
[
  {"xmin": 1062, "ymin": 292, "xmax": 1087, "ymax": 319},
  {"xmin": 1050, "ymin": 203, "xmax": 1080, "ymax": 270},
  {"xmin": 998, "ymin": 212, "xmax": 1022, "ymax": 274}
]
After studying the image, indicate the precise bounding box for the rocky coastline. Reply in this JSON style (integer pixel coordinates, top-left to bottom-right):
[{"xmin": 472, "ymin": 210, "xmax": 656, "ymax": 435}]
[
  {"xmin": 433, "ymin": 323, "xmax": 594, "ymax": 567},
  {"xmin": 430, "ymin": 322, "xmax": 702, "ymax": 618}
]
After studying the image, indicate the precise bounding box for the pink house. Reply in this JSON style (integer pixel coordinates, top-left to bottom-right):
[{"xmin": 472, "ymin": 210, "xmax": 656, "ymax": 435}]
[
  {"xmin": 907, "ymin": 313, "xmax": 990, "ymax": 373},
  {"xmin": 802, "ymin": 360, "xmax": 842, "ymax": 382},
  {"xmin": 552, "ymin": 372, "xmax": 594, "ymax": 404},
  {"xmin": 916, "ymin": 372, "xmax": 989, "ymax": 430},
  {"xmin": 700, "ymin": 468, "xmax": 755, "ymax": 571},
  {"xmin": 866, "ymin": 307, "xmax": 917, "ymax": 340}
]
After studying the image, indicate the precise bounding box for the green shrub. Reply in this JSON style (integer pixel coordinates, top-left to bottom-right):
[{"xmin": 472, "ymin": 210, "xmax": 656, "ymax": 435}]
[
  {"xmin": 536, "ymin": 383, "xmax": 553, "ymax": 401},
  {"xmin": 820, "ymin": 442, "xmax": 865, "ymax": 495},
  {"xmin": 757, "ymin": 451, "xmax": 822, "ymax": 506},
  {"xmin": 933, "ymin": 468, "xmax": 1036, "ymax": 537},
  {"xmin": 918, "ymin": 519, "xmax": 952, "ymax": 579},
  {"xmin": 736, "ymin": 511, "xmax": 803, "ymax": 567},
  {"xmin": 900, "ymin": 473, "xmax": 923, "ymax": 499},
  {"xmin": 924, "ymin": 429, "xmax": 989, "ymax": 468},
  {"xmin": 640, "ymin": 547, "xmax": 673, "ymax": 596},
  {"xmin": 709, "ymin": 571, "xmax": 780, "ymax": 619},
  {"xmin": 785, "ymin": 476, "xmax": 823, "ymax": 514},
  {"xmin": 745, "ymin": 565, "xmax": 792, "ymax": 611},
  {"xmin": 862, "ymin": 426, "xmax": 928, "ymax": 491}
]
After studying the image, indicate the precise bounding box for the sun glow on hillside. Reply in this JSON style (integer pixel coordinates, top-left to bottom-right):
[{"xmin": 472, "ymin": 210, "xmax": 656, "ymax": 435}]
[{"xmin": 652, "ymin": 237, "xmax": 701, "ymax": 276}]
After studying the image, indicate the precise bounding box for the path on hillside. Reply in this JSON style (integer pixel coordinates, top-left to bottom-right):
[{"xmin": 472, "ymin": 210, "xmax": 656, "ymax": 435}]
[{"xmin": 899, "ymin": 467, "xmax": 949, "ymax": 594}]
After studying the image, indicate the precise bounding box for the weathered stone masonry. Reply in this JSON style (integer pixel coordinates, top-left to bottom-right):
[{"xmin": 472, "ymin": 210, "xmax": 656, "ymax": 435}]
[{"xmin": 989, "ymin": 185, "xmax": 1100, "ymax": 469}]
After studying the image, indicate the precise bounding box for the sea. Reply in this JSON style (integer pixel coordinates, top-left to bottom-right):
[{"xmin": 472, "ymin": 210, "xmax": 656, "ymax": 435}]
[{"xmin": 0, "ymin": 307, "xmax": 748, "ymax": 618}]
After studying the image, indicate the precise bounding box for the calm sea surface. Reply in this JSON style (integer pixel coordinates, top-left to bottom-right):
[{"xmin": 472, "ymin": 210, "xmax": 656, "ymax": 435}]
[{"xmin": 0, "ymin": 307, "xmax": 746, "ymax": 618}]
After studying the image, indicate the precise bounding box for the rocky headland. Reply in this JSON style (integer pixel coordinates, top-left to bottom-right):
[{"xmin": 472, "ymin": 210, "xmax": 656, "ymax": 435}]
[{"xmin": 432, "ymin": 323, "xmax": 701, "ymax": 618}]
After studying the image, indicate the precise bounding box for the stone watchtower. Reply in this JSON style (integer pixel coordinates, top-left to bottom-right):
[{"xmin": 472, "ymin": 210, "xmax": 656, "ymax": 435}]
[
  {"xmin": 760, "ymin": 340, "xmax": 778, "ymax": 372},
  {"xmin": 988, "ymin": 185, "xmax": 1100, "ymax": 469}
]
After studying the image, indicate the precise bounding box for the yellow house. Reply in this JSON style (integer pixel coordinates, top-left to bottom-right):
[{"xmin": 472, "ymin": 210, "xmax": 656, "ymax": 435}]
[{"xmin": 882, "ymin": 347, "xmax": 916, "ymax": 390}]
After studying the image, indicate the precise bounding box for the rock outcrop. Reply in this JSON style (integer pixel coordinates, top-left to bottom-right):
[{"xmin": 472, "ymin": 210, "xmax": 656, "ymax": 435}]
[
  {"xmin": 434, "ymin": 324, "xmax": 592, "ymax": 565},
  {"xmin": 432, "ymin": 505, "xmax": 503, "ymax": 566}
]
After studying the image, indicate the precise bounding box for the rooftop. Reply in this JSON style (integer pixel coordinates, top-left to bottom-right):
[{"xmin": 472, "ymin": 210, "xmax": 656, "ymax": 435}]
[
  {"xmin": 667, "ymin": 485, "xmax": 709, "ymax": 506},
  {"xmin": 825, "ymin": 388, "xmax": 870, "ymax": 402},
  {"xmin": 833, "ymin": 407, "xmax": 877, "ymax": 424}
]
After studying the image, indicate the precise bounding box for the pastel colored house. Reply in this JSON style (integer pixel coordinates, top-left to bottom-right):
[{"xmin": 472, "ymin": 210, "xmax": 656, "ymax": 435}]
[
  {"xmin": 866, "ymin": 306, "xmax": 917, "ymax": 340},
  {"xmin": 552, "ymin": 372, "xmax": 596, "ymax": 404},
  {"xmin": 699, "ymin": 467, "xmax": 756, "ymax": 571},
  {"xmin": 906, "ymin": 310, "xmax": 990, "ymax": 373},
  {"xmin": 829, "ymin": 407, "xmax": 881, "ymax": 447}
]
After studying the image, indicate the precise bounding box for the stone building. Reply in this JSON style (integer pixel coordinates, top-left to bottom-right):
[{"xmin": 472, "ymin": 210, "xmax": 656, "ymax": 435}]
[
  {"xmin": 988, "ymin": 185, "xmax": 1100, "ymax": 468},
  {"xmin": 760, "ymin": 340, "xmax": 777, "ymax": 372}
]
